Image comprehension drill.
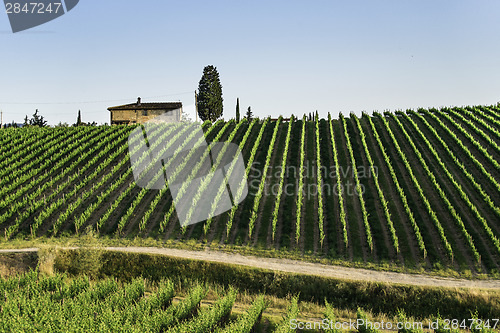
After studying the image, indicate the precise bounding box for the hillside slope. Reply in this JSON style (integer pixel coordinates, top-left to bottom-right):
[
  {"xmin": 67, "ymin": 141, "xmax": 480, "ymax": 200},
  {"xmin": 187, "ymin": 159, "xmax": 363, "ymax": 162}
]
[{"xmin": 1, "ymin": 106, "xmax": 499, "ymax": 274}]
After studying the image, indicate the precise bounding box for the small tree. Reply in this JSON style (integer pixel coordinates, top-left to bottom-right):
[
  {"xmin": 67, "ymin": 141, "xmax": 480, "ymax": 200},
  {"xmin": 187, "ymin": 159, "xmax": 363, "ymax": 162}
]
[
  {"xmin": 236, "ymin": 98, "xmax": 240, "ymax": 122},
  {"xmin": 23, "ymin": 115, "xmax": 29, "ymax": 126},
  {"xmin": 181, "ymin": 112, "xmax": 193, "ymax": 123},
  {"xmin": 30, "ymin": 109, "xmax": 47, "ymax": 127},
  {"xmin": 6, "ymin": 120, "xmax": 18, "ymax": 128},
  {"xmin": 197, "ymin": 65, "xmax": 223, "ymax": 122},
  {"xmin": 246, "ymin": 106, "xmax": 253, "ymax": 120}
]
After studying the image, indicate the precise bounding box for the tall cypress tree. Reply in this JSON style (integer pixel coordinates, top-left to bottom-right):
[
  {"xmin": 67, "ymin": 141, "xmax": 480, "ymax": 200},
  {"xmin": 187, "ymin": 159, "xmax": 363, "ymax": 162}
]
[
  {"xmin": 197, "ymin": 65, "xmax": 223, "ymax": 122},
  {"xmin": 236, "ymin": 98, "xmax": 240, "ymax": 122},
  {"xmin": 76, "ymin": 110, "xmax": 82, "ymax": 126}
]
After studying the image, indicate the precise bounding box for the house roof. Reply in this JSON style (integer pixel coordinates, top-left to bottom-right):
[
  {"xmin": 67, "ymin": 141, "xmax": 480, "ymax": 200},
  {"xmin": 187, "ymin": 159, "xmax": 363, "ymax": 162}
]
[{"xmin": 108, "ymin": 102, "xmax": 182, "ymax": 111}]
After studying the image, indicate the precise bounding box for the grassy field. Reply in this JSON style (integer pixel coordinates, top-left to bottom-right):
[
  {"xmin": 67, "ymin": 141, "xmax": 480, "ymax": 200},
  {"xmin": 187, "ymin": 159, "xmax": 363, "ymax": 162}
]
[
  {"xmin": 1, "ymin": 105, "xmax": 500, "ymax": 277},
  {"xmin": 1, "ymin": 248, "xmax": 499, "ymax": 332}
]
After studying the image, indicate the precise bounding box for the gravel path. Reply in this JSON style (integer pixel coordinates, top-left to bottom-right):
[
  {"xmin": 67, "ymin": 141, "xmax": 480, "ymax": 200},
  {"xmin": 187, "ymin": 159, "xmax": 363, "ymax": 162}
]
[
  {"xmin": 0, "ymin": 248, "xmax": 39, "ymax": 253},
  {"xmin": 2, "ymin": 246, "xmax": 500, "ymax": 289}
]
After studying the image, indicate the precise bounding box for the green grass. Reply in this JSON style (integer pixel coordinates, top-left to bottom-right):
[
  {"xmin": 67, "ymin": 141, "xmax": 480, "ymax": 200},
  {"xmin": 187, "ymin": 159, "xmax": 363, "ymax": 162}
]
[
  {"xmin": 1, "ymin": 234, "xmax": 497, "ymax": 280},
  {"xmin": 2, "ymin": 248, "xmax": 500, "ymax": 331},
  {"xmin": 23, "ymin": 246, "xmax": 496, "ymax": 320}
]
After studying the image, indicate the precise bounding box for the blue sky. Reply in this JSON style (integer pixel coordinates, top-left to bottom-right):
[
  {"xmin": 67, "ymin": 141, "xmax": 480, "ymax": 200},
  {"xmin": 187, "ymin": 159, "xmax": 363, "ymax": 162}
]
[{"xmin": 1, "ymin": 1, "xmax": 500, "ymax": 125}]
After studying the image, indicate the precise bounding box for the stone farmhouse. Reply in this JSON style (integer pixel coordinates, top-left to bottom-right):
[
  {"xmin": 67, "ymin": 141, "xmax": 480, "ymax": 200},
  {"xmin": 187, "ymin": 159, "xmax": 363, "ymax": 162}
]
[{"xmin": 107, "ymin": 97, "xmax": 182, "ymax": 125}]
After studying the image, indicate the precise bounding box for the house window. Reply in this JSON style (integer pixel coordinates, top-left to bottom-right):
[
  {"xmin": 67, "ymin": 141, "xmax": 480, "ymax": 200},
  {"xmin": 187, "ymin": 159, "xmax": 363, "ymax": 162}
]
[{"xmin": 142, "ymin": 110, "xmax": 148, "ymax": 116}]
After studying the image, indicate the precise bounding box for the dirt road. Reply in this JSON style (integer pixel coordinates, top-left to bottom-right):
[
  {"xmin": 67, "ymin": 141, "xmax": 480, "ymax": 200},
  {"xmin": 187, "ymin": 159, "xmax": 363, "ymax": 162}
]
[{"xmin": 2, "ymin": 247, "xmax": 500, "ymax": 289}]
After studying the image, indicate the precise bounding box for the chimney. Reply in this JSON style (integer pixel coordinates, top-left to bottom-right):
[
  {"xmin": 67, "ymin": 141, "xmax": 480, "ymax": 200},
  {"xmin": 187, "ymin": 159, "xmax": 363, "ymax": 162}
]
[{"xmin": 137, "ymin": 97, "xmax": 141, "ymax": 106}]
